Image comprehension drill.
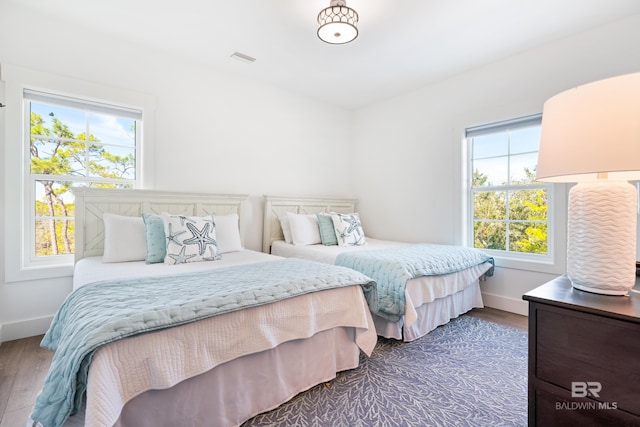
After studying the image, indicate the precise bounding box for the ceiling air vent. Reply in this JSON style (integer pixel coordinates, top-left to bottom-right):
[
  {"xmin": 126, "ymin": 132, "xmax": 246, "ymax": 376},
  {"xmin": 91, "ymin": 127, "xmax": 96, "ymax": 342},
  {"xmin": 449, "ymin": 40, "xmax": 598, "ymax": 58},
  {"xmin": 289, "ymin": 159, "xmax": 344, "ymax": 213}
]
[{"xmin": 230, "ymin": 52, "xmax": 256, "ymax": 63}]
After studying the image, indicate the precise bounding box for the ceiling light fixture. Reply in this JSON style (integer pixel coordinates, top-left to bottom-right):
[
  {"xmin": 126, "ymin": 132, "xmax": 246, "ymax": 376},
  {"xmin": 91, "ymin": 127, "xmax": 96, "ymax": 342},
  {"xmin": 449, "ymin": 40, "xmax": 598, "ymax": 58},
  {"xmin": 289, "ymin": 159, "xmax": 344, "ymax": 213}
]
[{"xmin": 317, "ymin": 0, "xmax": 359, "ymax": 44}]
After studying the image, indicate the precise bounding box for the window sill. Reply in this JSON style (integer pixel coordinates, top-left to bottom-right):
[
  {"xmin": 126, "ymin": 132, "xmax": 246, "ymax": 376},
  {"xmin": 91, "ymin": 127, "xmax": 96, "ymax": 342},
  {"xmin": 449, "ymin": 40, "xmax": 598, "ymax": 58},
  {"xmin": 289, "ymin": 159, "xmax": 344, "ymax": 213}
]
[
  {"xmin": 5, "ymin": 263, "xmax": 73, "ymax": 283},
  {"xmin": 490, "ymin": 253, "xmax": 566, "ymax": 275}
]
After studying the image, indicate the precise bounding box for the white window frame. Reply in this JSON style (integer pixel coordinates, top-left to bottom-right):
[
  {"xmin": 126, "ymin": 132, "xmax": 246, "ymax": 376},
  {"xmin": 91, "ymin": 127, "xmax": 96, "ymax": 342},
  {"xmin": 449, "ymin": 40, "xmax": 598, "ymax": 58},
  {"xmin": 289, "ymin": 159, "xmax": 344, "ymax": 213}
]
[
  {"xmin": 23, "ymin": 89, "xmax": 142, "ymax": 266},
  {"xmin": 2, "ymin": 64, "xmax": 155, "ymax": 282},
  {"xmin": 464, "ymin": 114, "xmax": 567, "ymax": 274}
]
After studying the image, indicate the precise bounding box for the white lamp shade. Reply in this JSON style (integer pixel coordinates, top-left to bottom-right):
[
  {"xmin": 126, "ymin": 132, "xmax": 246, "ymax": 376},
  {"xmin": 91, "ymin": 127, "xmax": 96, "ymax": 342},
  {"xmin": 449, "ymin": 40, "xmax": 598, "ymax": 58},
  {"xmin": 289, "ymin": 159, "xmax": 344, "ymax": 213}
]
[{"xmin": 537, "ymin": 72, "xmax": 640, "ymax": 183}]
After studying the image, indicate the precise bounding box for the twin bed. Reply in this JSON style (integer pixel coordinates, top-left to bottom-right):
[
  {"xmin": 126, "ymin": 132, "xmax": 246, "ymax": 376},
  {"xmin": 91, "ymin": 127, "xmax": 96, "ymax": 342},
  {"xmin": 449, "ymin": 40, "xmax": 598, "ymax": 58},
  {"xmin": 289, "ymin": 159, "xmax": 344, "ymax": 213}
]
[{"xmin": 30, "ymin": 189, "xmax": 493, "ymax": 427}]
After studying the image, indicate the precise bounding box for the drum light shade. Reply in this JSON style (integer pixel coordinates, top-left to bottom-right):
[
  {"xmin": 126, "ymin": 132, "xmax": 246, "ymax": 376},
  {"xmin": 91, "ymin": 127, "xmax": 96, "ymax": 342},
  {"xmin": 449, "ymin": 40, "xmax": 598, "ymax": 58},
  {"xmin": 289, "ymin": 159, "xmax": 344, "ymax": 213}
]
[{"xmin": 317, "ymin": 0, "xmax": 359, "ymax": 44}]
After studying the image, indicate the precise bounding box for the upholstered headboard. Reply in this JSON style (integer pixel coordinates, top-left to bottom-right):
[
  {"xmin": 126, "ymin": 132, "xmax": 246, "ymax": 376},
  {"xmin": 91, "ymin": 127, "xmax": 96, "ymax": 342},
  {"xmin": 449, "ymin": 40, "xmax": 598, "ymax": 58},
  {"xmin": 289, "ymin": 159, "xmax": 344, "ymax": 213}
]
[
  {"xmin": 73, "ymin": 188, "xmax": 247, "ymax": 262},
  {"xmin": 262, "ymin": 195, "xmax": 358, "ymax": 253}
]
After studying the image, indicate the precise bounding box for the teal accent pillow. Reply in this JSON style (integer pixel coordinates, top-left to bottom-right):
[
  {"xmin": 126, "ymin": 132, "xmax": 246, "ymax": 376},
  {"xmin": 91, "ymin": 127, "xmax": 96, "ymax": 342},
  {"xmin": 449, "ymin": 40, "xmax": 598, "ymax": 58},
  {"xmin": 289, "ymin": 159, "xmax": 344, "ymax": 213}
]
[
  {"xmin": 317, "ymin": 213, "xmax": 338, "ymax": 246},
  {"xmin": 142, "ymin": 213, "xmax": 166, "ymax": 264}
]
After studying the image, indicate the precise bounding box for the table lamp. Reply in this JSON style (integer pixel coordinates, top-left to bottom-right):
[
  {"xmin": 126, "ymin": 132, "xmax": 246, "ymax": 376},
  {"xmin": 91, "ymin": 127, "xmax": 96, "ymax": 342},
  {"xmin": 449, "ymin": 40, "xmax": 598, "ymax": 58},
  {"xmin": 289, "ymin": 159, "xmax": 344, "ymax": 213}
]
[{"xmin": 537, "ymin": 72, "xmax": 640, "ymax": 295}]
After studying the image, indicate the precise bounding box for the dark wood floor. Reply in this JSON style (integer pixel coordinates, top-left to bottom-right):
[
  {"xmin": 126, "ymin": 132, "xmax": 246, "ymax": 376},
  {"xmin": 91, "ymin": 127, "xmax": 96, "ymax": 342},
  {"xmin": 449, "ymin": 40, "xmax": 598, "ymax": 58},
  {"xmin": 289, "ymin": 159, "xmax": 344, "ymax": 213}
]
[{"xmin": 0, "ymin": 307, "xmax": 527, "ymax": 426}]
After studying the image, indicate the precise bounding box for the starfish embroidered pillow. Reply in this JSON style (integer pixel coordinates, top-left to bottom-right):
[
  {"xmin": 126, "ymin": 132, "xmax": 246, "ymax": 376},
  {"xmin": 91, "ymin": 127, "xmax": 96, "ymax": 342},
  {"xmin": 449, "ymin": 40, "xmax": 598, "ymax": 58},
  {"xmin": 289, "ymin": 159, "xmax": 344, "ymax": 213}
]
[
  {"xmin": 331, "ymin": 212, "xmax": 366, "ymax": 247},
  {"xmin": 162, "ymin": 213, "xmax": 221, "ymax": 265}
]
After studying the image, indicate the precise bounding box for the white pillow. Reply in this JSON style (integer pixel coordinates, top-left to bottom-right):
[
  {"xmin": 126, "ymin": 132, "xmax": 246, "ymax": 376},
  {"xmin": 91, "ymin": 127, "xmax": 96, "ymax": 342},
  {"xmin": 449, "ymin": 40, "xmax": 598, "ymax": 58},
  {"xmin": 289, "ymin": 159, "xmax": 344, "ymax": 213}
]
[
  {"xmin": 162, "ymin": 213, "xmax": 220, "ymax": 265},
  {"xmin": 215, "ymin": 213, "xmax": 243, "ymax": 254},
  {"xmin": 102, "ymin": 213, "xmax": 147, "ymax": 262},
  {"xmin": 278, "ymin": 213, "xmax": 293, "ymax": 244},
  {"xmin": 331, "ymin": 212, "xmax": 367, "ymax": 247},
  {"xmin": 287, "ymin": 212, "xmax": 321, "ymax": 246}
]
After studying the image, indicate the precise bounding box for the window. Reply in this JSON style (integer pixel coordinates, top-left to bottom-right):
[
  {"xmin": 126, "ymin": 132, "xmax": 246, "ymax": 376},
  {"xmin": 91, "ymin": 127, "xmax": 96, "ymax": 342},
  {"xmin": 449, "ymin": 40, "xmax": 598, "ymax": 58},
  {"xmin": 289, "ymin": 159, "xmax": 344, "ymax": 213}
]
[
  {"xmin": 3, "ymin": 64, "xmax": 154, "ymax": 282},
  {"xmin": 24, "ymin": 90, "xmax": 141, "ymax": 263},
  {"xmin": 466, "ymin": 114, "xmax": 552, "ymax": 260}
]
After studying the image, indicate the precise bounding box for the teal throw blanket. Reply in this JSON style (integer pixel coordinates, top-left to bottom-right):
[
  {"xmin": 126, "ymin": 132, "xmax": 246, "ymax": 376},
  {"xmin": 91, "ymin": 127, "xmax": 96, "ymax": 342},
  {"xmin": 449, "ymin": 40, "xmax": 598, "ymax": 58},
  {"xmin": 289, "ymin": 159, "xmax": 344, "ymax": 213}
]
[{"xmin": 335, "ymin": 244, "xmax": 494, "ymax": 322}]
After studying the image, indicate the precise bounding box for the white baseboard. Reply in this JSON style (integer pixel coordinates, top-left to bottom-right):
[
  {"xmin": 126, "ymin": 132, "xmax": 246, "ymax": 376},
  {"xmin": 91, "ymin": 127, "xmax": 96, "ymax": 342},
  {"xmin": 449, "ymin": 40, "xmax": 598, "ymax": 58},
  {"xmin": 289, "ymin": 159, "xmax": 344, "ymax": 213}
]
[
  {"xmin": 481, "ymin": 292, "xmax": 528, "ymax": 316},
  {"xmin": 0, "ymin": 316, "xmax": 53, "ymax": 343}
]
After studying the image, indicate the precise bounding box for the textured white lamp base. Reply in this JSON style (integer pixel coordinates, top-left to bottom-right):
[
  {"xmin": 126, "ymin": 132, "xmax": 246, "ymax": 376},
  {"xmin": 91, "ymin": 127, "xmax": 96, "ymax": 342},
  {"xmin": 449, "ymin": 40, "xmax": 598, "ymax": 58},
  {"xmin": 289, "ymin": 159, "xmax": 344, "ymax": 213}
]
[{"xmin": 567, "ymin": 180, "xmax": 637, "ymax": 295}]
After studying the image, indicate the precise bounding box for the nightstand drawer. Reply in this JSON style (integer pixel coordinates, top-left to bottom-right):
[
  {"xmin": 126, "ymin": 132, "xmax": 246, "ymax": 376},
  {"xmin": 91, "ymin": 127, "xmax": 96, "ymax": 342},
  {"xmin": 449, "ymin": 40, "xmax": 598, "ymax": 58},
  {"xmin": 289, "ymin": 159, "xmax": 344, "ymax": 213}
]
[
  {"xmin": 534, "ymin": 385, "xmax": 640, "ymax": 427},
  {"xmin": 535, "ymin": 306, "xmax": 640, "ymax": 415}
]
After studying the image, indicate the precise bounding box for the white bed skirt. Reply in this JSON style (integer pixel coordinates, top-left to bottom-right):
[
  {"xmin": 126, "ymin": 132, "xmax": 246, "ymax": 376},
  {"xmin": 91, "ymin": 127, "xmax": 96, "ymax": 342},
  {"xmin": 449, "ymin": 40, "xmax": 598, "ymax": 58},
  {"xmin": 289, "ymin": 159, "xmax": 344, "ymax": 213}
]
[
  {"xmin": 373, "ymin": 281, "xmax": 484, "ymax": 342},
  {"xmin": 63, "ymin": 327, "xmax": 360, "ymax": 427}
]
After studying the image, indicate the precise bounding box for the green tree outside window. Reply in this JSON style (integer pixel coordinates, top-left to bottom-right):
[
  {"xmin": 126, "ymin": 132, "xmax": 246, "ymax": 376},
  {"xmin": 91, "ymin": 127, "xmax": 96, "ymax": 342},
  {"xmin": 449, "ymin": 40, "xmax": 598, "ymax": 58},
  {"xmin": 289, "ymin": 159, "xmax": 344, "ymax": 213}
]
[{"xmin": 29, "ymin": 99, "xmax": 137, "ymax": 256}]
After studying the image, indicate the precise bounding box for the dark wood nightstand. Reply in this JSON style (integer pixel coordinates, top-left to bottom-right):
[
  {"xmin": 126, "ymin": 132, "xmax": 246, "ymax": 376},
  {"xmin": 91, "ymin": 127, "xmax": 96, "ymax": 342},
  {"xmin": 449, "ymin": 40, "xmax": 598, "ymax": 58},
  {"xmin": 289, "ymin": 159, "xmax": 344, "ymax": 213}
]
[{"xmin": 523, "ymin": 275, "xmax": 640, "ymax": 426}]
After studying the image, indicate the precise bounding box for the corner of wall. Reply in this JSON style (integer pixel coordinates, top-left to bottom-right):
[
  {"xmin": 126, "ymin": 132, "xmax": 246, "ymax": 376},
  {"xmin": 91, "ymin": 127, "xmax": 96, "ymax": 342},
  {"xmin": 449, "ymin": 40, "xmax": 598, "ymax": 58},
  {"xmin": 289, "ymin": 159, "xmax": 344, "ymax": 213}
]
[{"xmin": 481, "ymin": 292, "xmax": 528, "ymax": 316}]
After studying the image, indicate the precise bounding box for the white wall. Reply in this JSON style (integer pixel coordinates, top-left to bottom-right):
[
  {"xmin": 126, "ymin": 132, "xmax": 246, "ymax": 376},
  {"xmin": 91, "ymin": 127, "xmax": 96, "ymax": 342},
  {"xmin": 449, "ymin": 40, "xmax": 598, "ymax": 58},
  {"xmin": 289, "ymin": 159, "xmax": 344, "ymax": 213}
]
[
  {"xmin": 0, "ymin": 2, "xmax": 354, "ymax": 341},
  {"xmin": 352, "ymin": 14, "xmax": 640, "ymax": 315},
  {"xmin": 0, "ymin": 80, "xmax": 5, "ymax": 343},
  {"xmin": 2, "ymin": 1, "xmax": 640, "ymax": 341}
]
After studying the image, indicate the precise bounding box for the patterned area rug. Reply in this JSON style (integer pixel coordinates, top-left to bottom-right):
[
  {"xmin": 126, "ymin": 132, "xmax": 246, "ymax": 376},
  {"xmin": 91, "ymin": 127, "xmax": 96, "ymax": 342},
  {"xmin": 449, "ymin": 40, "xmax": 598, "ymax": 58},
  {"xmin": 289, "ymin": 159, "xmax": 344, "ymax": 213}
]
[{"xmin": 243, "ymin": 315, "xmax": 527, "ymax": 427}]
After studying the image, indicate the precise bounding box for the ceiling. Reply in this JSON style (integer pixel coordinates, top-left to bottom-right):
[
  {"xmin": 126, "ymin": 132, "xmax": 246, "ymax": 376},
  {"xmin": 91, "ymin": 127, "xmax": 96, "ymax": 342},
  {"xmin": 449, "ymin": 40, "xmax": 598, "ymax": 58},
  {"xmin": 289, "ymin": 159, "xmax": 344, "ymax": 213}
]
[{"xmin": 10, "ymin": 0, "xmax": 640, "ymax": 109}]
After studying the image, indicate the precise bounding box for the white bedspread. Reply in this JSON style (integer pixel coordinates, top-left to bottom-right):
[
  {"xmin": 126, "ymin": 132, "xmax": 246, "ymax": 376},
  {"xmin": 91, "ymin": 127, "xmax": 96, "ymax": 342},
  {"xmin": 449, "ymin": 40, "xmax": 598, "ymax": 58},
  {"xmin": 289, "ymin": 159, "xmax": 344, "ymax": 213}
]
[
  {"xmin": 85, "ymin": 286, "xmax": 375, "ymax": 427},
  {"xmin": 270, "ymin": 240, "xmax": 492, "ymax": 341},
  {"xmin": 271, "ymin": 240, "xmax": 492, "ymax": 327},
  {"xmin": 70, "ymin": 250, "xmax": 376, "ymax": 427}
]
